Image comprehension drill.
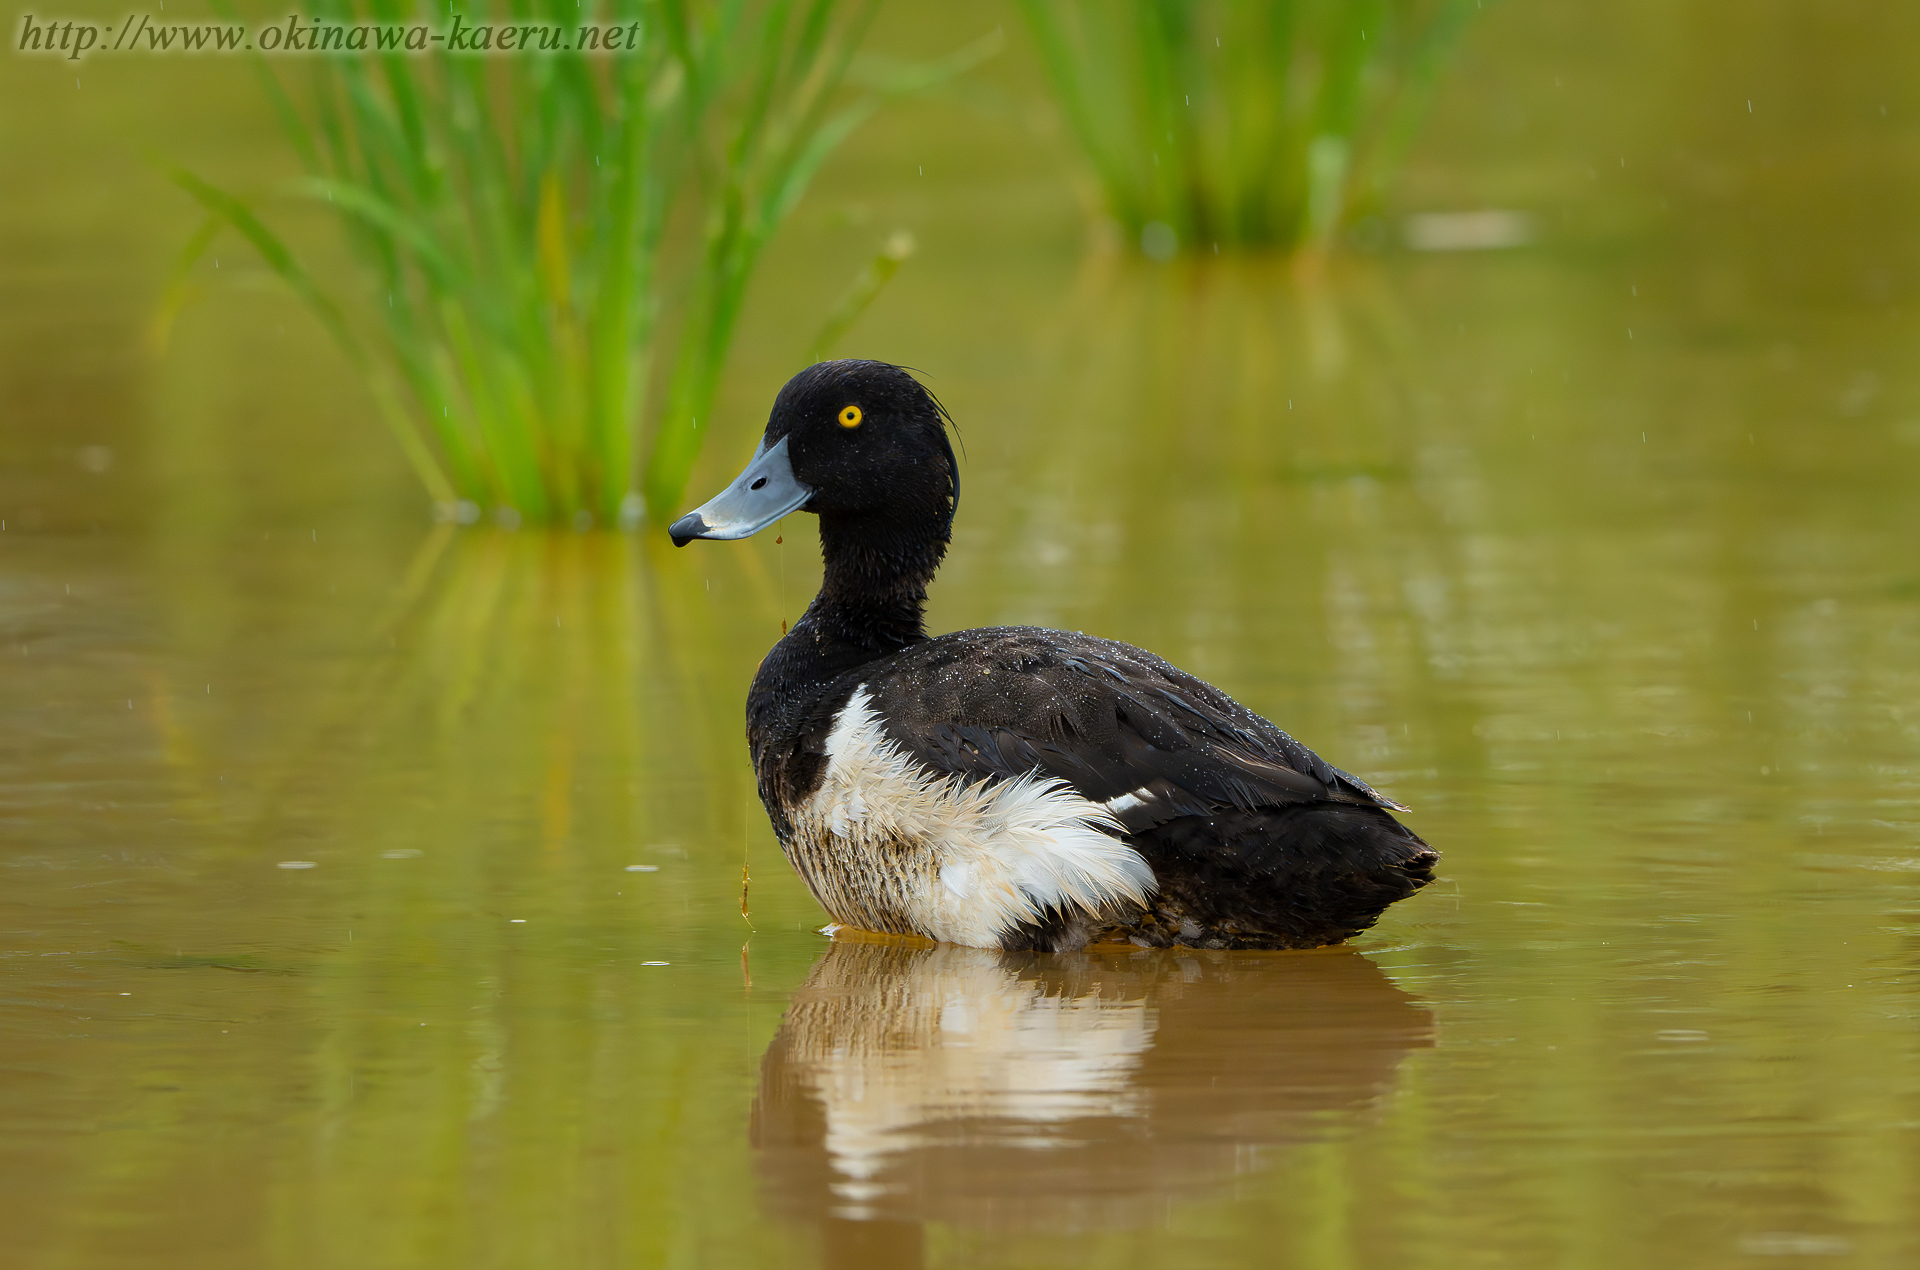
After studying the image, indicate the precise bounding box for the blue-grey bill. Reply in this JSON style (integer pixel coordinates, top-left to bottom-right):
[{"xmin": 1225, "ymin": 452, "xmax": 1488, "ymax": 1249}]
[{"xmin": 668, "ymin": 435, "xmax": 813, "ymax": 546}]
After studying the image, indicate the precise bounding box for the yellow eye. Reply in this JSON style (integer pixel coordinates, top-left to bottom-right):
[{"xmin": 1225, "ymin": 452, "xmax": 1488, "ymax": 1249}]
[{"xmin": 838, "ymin": 404, "xmax": 863, "ymax": 429}]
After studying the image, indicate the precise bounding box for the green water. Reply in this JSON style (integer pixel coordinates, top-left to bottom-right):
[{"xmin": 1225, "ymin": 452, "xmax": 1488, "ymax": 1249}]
[{"xmin": 5, "ymin": 2, "xmax": 1920, "ymax": 1267}]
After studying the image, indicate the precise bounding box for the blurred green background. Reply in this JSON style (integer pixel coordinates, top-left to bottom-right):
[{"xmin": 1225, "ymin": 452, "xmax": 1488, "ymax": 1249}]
[{"xmin": 3, "ymin": 2, "xmax": 1919, "ymax": 1268}]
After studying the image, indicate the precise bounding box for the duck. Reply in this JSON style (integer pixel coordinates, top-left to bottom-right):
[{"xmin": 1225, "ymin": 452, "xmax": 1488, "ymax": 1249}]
[{"xmin": 669, "ymin": 360, "xmax": 1437, "ymax": 953}]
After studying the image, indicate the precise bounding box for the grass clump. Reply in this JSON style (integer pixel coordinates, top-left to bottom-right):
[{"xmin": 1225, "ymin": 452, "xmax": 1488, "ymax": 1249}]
[
  {"xmin": 1018, "ymin": 0, "xmax": 1478, "ymax": 257},
  {"xmin": 170, "ymin": 0, "xmax": 973, "ymax": 527}
]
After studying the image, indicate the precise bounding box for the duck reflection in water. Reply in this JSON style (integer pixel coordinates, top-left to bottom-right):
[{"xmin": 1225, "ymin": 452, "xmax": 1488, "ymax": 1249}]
[{"xmin": 751, "ymin": 939, "xmax": 1434, "ymax": 1266}]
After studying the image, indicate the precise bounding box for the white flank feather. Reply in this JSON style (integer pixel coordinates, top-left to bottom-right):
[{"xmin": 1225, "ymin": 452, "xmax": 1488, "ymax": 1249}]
[{"xmin": 810, "ymin": 686, "xmax": 1156, "ymax": 947}]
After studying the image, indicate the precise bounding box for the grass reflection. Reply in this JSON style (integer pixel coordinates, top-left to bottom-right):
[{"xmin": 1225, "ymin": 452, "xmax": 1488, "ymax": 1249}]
[{"xmin": 203, "ymin": 529, "xmax": 796, "ymax": 1269}]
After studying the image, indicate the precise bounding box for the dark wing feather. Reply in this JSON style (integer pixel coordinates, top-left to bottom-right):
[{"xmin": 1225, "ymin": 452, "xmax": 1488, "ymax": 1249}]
[{"xmin": 854, "ymin": 626, "xmax": 1405, "ymax": 832}]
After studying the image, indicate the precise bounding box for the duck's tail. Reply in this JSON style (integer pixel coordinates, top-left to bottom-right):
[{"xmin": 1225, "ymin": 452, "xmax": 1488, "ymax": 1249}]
[{"xmin": 1125, "ymin": 803, "xmax": 1439, "ymax": 950}]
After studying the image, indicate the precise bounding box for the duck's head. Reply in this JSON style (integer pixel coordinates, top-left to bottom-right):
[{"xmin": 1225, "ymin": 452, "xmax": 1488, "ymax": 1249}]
[{"xmin": 668, "ymin": 360, "xmax": 958, "ymax": 548}]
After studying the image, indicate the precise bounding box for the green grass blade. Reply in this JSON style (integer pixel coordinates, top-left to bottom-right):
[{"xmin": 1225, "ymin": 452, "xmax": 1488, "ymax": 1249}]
[
  {"xmin": 168, "ymin": 167, "xmax": 361, "ymax": 359},
  {"xmin": 167, "ymin": 167, "xmax": 456, "ymax": 506},
  {"xmin": 293, "ymin": 177, "xmax": 465, "ymax": 290},
  {"xmin": 1022, "ymin": 0, "xmax": 1479, "ymax": 254},
  {"xmin": 174, "ymin": 0, "xmax": 964, "ymax": 526},
  {"xmin": 806, "ymin": 230, "xmax": 914, "ymax": 364},
  {"xmin": 147, "ymin": 212, "xmax": 221, "ymax": 353}
]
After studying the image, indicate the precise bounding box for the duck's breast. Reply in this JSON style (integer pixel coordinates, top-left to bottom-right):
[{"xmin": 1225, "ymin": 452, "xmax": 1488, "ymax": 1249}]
[{"xmin": 782, "ymin": 684, "xmax": 1155, "ymax": 948}]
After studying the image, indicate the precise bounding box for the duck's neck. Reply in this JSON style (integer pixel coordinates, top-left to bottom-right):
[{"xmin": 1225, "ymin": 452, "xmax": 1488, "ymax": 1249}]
[
  {"xmin": 757, "ymin": 507, "xmax": 949, "ymax": 706},
  {"xmin": 808, "ymin": 507, "xmax": 947, "ymax": 660}
]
